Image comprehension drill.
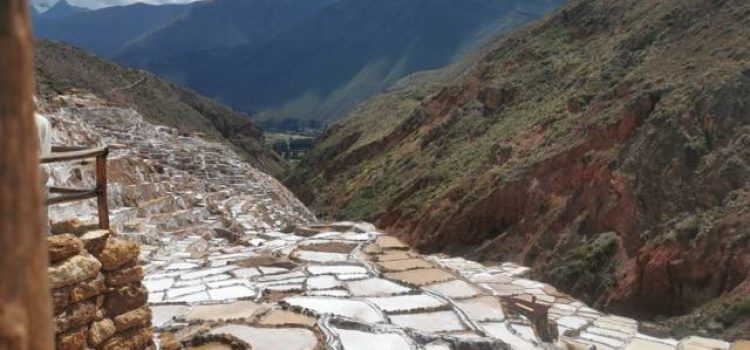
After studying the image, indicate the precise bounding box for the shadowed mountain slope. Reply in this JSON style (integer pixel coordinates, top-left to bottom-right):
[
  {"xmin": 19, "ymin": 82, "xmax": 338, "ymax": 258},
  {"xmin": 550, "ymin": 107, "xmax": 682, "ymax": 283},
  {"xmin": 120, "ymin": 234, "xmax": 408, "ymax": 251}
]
[
  {"xmin": 34, "ymin": 0, "xmax": 564, "ymax": 125},
  {"xmin": 35, "ymin": 39, "xmax": 285, "ymax": 175}
]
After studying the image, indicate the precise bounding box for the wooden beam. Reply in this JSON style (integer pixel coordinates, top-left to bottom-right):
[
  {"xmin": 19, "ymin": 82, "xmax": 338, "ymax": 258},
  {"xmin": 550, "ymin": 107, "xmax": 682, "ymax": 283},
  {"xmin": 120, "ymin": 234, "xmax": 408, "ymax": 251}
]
[
  {"xmin": 0, "ymin": 0, "xmax": 55, "ymax": 349},
  {"xmin": 40, "ymin": 146, "xmax": 108, "ymax": 164},
  {"xmin": 95, "ymin": 154, "xmax": 109, "ymax": 230},
  {"xmin": 48, "ymin": 186, "xmax": 91, "ymax": 194},
  {"xmin": 46, "ymin": 191, "xmax": 99, "ymax": 206}
]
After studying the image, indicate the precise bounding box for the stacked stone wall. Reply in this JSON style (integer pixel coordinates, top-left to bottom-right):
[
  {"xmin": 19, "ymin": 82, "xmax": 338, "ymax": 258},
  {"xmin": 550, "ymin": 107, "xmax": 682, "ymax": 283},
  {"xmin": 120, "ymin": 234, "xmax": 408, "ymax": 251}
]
[{"xmin": 48, "ymin": 230, "xmax": 153, "ymax": 350}]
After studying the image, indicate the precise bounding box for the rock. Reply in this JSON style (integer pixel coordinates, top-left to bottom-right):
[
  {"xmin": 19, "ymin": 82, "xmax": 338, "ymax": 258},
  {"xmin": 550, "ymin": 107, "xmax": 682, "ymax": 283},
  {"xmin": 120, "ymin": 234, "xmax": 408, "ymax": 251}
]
[
  {"xmin": 54, "ymin": 300, "xmax": 96, "ymax": 334},
  {"xmin": 51, "ymin": 218, "xmax": 90, "ymax": 235},
  {"xmin": 113, "ymin": 306, "xmax": 151, "ymax": 332},
  {"xmin": 106, "ymin": 285, "xmax": 148, "ymax": 317},
  {"xmin": 57, "ymin": 327, "xmax": 87, "ymax": 350},
  {"xmin": 98, "ymin": 239, "xmax": 139, "ymax": 271},
  {"xmin": 731, "ymin": 341, "xmax": 750, "ymax": 350},
  {"xmin": 48, "ymin": 234, "xmax": 84, "ymax": 262},
  {"xmin": 159, "ymin": 332, "xmax": 183, "ymax": 350},
  {"xmin": 100, "ymin": 326, "xmax": 154, "ymax": 350},
  {"xmin": 638, "ymin": 321, "xmax": 673, "ymax": 338},
  {"xmin": 213, "ymin": 227, "xmax": 240, "ymax": 243},
  {"xmin": 88, "ymin": 318, "xmax": 116, "ymax": 347},
  {"xmin": 49, "ymin": 254, "xmax": 102, "ymax": 289},
  {"xmin": 69, "ymin": 273, "xmax": 105, "ymax": 303},
  {"xmin": 52, "ymin": 287, "xmax": 71, "ymax": 314},
  {"xmin": 80, "ymin": 229, "xmax": 110, "ymax": 255},
  {"xmin": 106, "ymin": 265, "xmax": 144, "ymax": 287}
]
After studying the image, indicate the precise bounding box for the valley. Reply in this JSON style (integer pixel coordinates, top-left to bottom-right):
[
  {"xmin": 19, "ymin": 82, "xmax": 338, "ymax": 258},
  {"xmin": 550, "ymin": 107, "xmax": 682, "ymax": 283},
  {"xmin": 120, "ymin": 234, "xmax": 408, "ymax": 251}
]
[
  {"xmin": 40, "ymin": 89, "xmax": 744, "ymax": 349},
  {"xmin": 20, "ymin": 0, "xmax": 750, "ymax": 348}
]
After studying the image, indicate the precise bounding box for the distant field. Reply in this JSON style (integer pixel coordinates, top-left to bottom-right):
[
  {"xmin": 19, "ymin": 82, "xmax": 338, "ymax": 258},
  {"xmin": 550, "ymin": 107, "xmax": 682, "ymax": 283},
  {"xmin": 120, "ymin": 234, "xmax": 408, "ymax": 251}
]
[{"xmin": 265, "ymin": 132, "xmax": 318, "ymax": 164}]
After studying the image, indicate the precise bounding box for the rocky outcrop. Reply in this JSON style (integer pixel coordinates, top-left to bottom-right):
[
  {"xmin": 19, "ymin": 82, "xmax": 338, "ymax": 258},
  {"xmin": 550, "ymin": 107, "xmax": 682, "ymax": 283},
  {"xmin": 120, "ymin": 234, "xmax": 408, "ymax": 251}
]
[
  {"xmin": 48, "ymin": 231, "xmax": 154, "ymax": 350},
  {"xmin": 287, "ymin": 0, "xmax": 750, "ymax": 339}
]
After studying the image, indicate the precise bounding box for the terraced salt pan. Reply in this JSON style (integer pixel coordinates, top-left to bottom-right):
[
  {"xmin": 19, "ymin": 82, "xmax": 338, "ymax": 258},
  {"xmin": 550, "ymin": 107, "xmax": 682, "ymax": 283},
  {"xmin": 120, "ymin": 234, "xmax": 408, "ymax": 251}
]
[
  {"xmin": 346, "ymin": 278, "xmax": 411, "ymax": 296},
  {"xmin": 151, "ymin": 304, "xmax": 189, "ymax": 328},
  {"xmin": 293, "ymin": 250, "xmax": 349, "ymax": 262},
  {"xmin": 367, "ymin": 294, "xmax": 447, "ymax": 313},
  {"xmin": 144, "ymin": 278, "xmax": 174, "ymax": 292},
  {"xmin": 171, "ymin": 291, "xmax": 210, "ymax": 302},
  {"xmin": 377, "ymin": 258, "xmax": 434, "ymax": 272},
  {"xmin": 306, "ymin": 275, "xmax": 342, "ymax": 290},
  {"xmin": 306, "ymin": 289, "xmax": 350, "ymax": 297},
  {"xmin": 385, "ymin": 268, "xmax": 455, "ymax": 286},
  {"xmin": 284, "ymin": 296, "xmax": 385, "ymax": 323},
  {"xmin": 183, "ymin": 301, "xmax": 262, "ymax": 321},
  {"xmin": 389, "ymin": 311, "xmax": 466, "ymax": 333},
  {"xmin": 181, "ymin": 266, "xmax": 236, "ymax": 280},
  {"xmin": 307, "ymin": 264, "xmax": 368, "ymax": 275},
  {"xmin": 624, "ymin": 338, "xmax": 674, "ymax": 350},
  {"xmin": 232, "ymin": 267, "xmax": 261, "ymax": 278},
  {"xmin": 166, "ymin": 285, "xmax": 206, "ymax": 299},
  {"xmin": 210, "ymin": 324, "xmax": 318, "ymax": 350},
  {"xmin": 482, "ymin": 322, "xmax": 539, "ymax": 349},
  {"xmin": 207, "ymin": 285, "xmax": 256, "ymax": 301},
  {"xmin": 336, "ymin": 273, "xmax": 369, "ymax": 281},
  {"xmin": 423, "ymin": 279, "xmax": 481, "ymax": 299},
  {"xmin": 259, "ymin": 309, "xmax": 317, "ymax": 327},
  {"xmin": 332, "ymin": 327, "xmax": 412, "ymax": 350},
  {"xmin": 455, "ymin": 296, "xmax": 506, "ymax": 322}
]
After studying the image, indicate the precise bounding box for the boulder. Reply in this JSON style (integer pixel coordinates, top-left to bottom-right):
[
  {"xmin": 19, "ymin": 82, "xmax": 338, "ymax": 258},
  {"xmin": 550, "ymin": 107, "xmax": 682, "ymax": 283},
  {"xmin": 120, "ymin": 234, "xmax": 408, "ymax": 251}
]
[
  {"xmin": 80, "ymin": 229, "xmax": 110, "ymax": 255},
  {"xmin": 57, "ymin": 327, "xmax": 87, "ymax": 350},
  {"xmin": 54, "ymin": 300, "xmax": 96, "ymax": 334},
  {"xmin": 105, "ymin": 265, "xmax": 144, "ymax": 287},
  {"xmin": 69, "ymin": 274, "xmax": 105, "ymax": 303},
  {"xmin": 100, "ymin": 326, "xmax": 153, "ymax": 350},
  {"xmin": 98, "ymin": 239, "xmax": 139, "ymax": 271},
  {"xmin": 51, "ymin": 218, "xmax": 88, "ymax": 235},
  {"xmin": 88, "ymin": 318, "xmax": 116, "ymax": 347},
  {"xmin": 106, "ymin": 285, "xmax": 148, "ymax": 316},
  {"xmin": 49, "ymin": 254, "xmax": 102, "ymax": 289},
  {"xmin": 158, "ymin": 332, "xmax": 183, "ymax": 350},
  {"xmin": 113, "ymin": 306, "xmax": 151, "ymax": 332},
  {"xmin": 52, "ymin": 287, "xmax": 71, "ymax": 314},
  {"xmin": 48, "ymin": 234, "xmax": 83, "ymax": 262}
]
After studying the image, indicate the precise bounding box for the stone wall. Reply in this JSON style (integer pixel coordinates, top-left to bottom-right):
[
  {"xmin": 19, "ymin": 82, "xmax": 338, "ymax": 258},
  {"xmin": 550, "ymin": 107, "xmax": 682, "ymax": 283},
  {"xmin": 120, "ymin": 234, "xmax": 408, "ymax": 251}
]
[{"xmin": 48, "ymin": 230, "xmax": 154, "ymax": 350}]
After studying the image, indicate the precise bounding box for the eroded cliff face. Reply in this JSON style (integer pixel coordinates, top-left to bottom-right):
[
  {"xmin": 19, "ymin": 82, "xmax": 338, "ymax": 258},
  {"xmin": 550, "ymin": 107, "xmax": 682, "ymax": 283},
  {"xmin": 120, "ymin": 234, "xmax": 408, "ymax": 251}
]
[{"xmin": 288, "ymin": 0, "xmax": 750, "ymax": 338}]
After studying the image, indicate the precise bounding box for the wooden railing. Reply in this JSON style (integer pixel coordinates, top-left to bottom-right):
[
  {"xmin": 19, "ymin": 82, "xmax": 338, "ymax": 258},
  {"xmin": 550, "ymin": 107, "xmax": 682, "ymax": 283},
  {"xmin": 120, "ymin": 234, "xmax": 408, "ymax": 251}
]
[{"xmin": 41, "ymin": 145, "xmax": 110, "ymax": 229}]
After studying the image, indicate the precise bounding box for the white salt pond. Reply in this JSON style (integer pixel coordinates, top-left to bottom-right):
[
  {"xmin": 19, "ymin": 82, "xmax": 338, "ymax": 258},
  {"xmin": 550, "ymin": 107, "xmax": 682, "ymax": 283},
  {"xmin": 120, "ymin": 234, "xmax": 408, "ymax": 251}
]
[
  {"xmin": 367, "ymin": 294, "xmax": 446, "ymax": 313},
  {"xmin": 210, "ymin": 324, "xmax": 318, "ymax": 350},
  {"xmin": 284, "ymin": 296, "xmax": 386, "ymax": 323},
  {"xmin": 332, "ymin": 327, "xmax": 412, "ymax": 350},
  {"xmin": 345, "ymin": 278, "xmax": 411, "ymax": 297},
  {"xmin": 389, "ymin": 311, "xmax": 466, "ymax": 333}
]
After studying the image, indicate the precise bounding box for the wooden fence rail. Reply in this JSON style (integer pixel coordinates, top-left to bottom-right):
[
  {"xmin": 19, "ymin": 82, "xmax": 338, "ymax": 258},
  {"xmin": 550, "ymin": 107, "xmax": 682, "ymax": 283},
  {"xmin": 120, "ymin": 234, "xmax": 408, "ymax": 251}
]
[{"xmin": 41, "ymin": 145, "xmax": 110, "ymax": 229}]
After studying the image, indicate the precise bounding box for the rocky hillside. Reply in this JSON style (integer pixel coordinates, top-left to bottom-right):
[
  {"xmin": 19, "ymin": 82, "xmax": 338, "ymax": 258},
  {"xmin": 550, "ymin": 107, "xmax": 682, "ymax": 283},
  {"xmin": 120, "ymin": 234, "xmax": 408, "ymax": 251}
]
[
  {"xmin": 288, "ymin": 0, "xmax": 750, "ymax": 339},
  {"xmin": 35, "ymin": 39, "xmax": 286, "ymax": 175}
]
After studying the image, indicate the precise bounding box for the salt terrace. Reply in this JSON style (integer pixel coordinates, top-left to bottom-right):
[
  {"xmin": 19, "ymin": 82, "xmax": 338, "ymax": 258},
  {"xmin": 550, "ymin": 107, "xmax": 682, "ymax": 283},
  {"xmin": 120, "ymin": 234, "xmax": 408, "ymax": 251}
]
[{"xmin": 42, "ymin": 97, "xmax": 742, "ymax": 350}]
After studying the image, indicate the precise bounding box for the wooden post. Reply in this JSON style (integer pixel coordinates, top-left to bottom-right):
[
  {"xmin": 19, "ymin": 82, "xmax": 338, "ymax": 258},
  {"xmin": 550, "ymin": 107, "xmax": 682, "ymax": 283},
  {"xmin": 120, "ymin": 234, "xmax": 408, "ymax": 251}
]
[
  {"xmin": 95, "ymin": 150, "xmax": 109, "ymax": 230},
  {"xmin": 0, "ymin": 0, "xmax": 55, "ymax": 349}
]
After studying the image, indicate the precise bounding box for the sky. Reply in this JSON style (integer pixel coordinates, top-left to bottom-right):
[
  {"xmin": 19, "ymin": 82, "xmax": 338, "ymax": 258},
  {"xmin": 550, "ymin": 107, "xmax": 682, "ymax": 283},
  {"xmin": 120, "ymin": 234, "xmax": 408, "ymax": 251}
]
[{"xmin": 34, "ymin": 0, "xmax": 204, "ymax": 11}]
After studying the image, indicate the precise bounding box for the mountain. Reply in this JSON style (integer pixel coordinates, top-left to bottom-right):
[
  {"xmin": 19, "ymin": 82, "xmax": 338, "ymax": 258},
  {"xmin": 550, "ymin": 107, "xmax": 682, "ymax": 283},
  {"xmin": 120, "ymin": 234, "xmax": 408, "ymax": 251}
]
[
  {"xmin": 35, "ymin": 39, "xmax": 286, "ymax": 175},
  {"xmin": 34, "ymin": 2, "xmax": 198, "ymax": 57},
  {"xmin": 41, "ymin": 0, "xmax": 89, "ymax": 19},
  {"xmin": 34, "ymin": 0, "xmax": 564, "ymax": 127},
  {"xmin": 287, "ymin": 0, "xmax": 750, "ymax": 340}
]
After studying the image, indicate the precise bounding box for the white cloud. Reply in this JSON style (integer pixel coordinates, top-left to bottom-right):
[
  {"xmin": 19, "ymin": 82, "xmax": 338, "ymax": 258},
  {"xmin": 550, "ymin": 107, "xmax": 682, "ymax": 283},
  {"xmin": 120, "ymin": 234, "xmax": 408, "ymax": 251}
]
[{"xmin": 38, "ymin": 0, "xmax": 204, "ymax": 10}]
